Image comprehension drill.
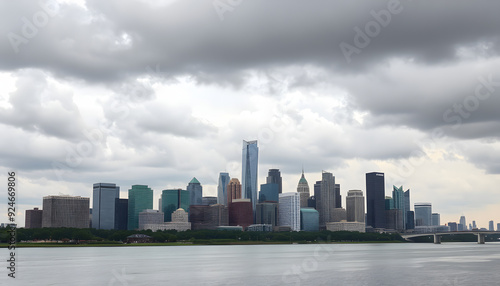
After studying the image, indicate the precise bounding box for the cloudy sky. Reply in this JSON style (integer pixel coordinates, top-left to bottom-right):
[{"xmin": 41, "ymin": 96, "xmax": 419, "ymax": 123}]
[{"xmin": 1, "ymin": 0, "xmax": 499, "ymax": 228}]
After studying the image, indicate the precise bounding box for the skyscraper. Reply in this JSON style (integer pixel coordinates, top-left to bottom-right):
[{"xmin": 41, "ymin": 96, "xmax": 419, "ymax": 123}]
[
  {"xmin": 346, "ymin": 190, "xmax": 365, "ymax": 223},
  {"xmin": 432, "ymin": 213, "xmax": 440, "ymax": 226},
  {"xmin": 279, "ymin": 192, "xmax": 301, "ymax": 231},
  {"xmin": 404, "ymin": 189, "xmax": 411, "ymax": 229},
  {"xmin": 217, "ymin": 172, "xmax": 231, "ymax": 206},
  {"xmin": 459, "ymin": 215, "xmax": 466, "ymax": 231},
  {"xmin": 266, "ymin": 169, "xmax": 282, "ymax": 194},
  {"xmin": 25, "ymin": 207, "xmax": 43, "ymax": 229},
  {"xmin": 227, "ymin": 178, "xmax": 242, "ymax": 205},
  {"xmin": 114, "ymin": 198, "xmax": 128, "ymax": 230},
  {"xmin": 489, "ymin": 220, "xmax": 494, "ymax": 231},
  {"xmin": 259, "ymin": 183, "xmax": 279, "ymax": 203},
  {"xmin": 334, "ymin": 184, "xmax": 341, "ymax": 208},
  {"xmin": 366, "ymin": 172, "xmax": 386, "ymax": 229},
  {"xmin": 187, "ymin": 177, "xmax": 203, "ymax": 206},
  {"xmin": 242, "ymin": 140, "xmax": 258, "ymax": 213},
  {"xmin": 92, "ymin": 183, "xmax": 120, "ymax": 230},
  {"xmin": 392, "ymin": 186, "xmax": 406, "ymax": 229},
  {"xmin": 318, "ymin": 171, "xmax": 335, "ymax": 228},
  {"xmin": 161, "ymin": 189, "xmax": 189, "ymax": 222},
  {"xmin": 128, "ymin": 185, "xmax": 153, "ymax": 230},
  {"xmin": 42, "ymin": 195, "xmax": 90, "ymax": 228},
  {"xmin": 414, "ymin": 203, "xmax": 432, "ymax": 226},
  {"xmin": 296, "ymin": 170, "xmax": 310, "ymax": 208}
]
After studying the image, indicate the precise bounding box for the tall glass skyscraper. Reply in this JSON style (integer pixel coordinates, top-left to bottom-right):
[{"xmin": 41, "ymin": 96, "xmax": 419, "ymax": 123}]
[
  {"xmin": 404, "ymin": 189, "xmax": 411, "ymax": 229},
  {"xmin": 366, "ymin": 172, "xmax": 386, "ymax": 229},
  {"xmin": 92, "ymin": 183, "xmax": 120, "ymax": 230},
  {"xmin": 127, "ymin": 185, "xmax": 153, "ymax": 230},
  {"xmin": 266, "ymin": 169, "xmax": 282, "ymax": 194},
  {"xmin": 187, "ymin": 177, "xmax": 203, "ymax": 206},
  {"xmin": 242, "ymin": 140, "xmax": 258, "ymax": 213},
  {"xmin": 318, "ymin": 171, "xmax": 335, "ymax": 228},
  {"xmin": 162, "ymin": 189, "xmax": 190, "ymax": 222},
  {"xmin": 392, "ymin": 185, "xmax": 406, "ymax": 230},
  {"xmin": 217, "ymin": 172, "xmax": 230, "ymax": 206},
  {"xmin": 414, "ymin": 202, "xmax": 432, "ymax": 226}
]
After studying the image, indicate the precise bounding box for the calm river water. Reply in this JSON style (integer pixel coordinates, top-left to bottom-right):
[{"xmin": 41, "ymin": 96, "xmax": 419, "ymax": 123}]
[{"xmin": 4, "ymin": 242, "xmax": 500, "ymax": 285}]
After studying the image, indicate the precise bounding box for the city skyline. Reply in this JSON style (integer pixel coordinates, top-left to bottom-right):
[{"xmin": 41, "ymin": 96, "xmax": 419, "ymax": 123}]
[{"xmin": 1, "ymin": 0, "xmax": 500, "ymax": 230}]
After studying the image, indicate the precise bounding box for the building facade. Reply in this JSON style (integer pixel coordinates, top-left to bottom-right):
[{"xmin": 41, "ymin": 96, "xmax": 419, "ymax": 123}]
[
  {"xmin": 432, "ymin": 213, "xmax": 440, "ymax": 226},
  {"xmin": 242, "ymin": 140, "xmax": 258, "ymax": 213},
  {"xmin": 414, "ymin": 203, "xmax": 432, "ymax": 226},
  {"xmin": 128, "ymin": 185, "xmax": 154, "ymax": 230},
  {"xmin": 366, "ymin": 172, "xmax": 386, "ymax": 229},
  {"xmin": 227, "ymin": 178, "xmax": 242, "ymax": 205},
  {"xmin": 259, "ymin": 183, "xmax": 279, "ymax": 203},
  {"xmin": 25, "ymin": 207, "xmax": 43, "ymax": 229},
  {"xmin": 42, "ymin": 195, "xmax": 90, "ymax": 228},
  {"xmin": 114, "ymin": 198, "xmax": 128, "ymax": 230},
  {"xmin": 266, "ymin": 169, "xmax": 282, "ymax": 194},
  {"xmin": 217, "ymin": 172, "xmax": 231, "ymax": 206},
  {"xmin": 297, "ymin": 170, "xmax": 310, "ymax": 208},
  {"xmin": 279, "ymin": 192, "xmax": 301, "ymax": 231},
  {"xmin": 228, "ymin": 199, "xmax": 253, "ymax": 230},
  {"xmin": 346, "ymin": 190, "xmax": 365, "ymax": 223},
  {"xmin": 187, "ymin": 177, "xmax": 203, "ymax": 206},
  {"xmin": 318, "ymin": 171, "xmax": 336, "ymax": 228},
  {"xmin": 138, "ymin": 209, "xmax": 164, "ymax": 230},
  {"xmin": 300, "ymin": 208, "xmax": 319, "ymax": 231},
  {"xmin": 92, "ymin": 183, "xmax": 120, "ymax": 230},
  {"xmin": 161, "ymin": 189, "xmax": 189, "ymax": 222},
  {"xmin": 256, "ymin": 202, "xmax": 278, "ymax": 227}
]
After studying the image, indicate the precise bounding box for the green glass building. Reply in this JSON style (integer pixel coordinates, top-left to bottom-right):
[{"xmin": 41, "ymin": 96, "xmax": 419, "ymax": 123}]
[
  {"xmin": 162, "ymin": 189, "xmax": 190, "ymax": 222},
  {"xmin": 127, "ymin": 185, "xmax": 153, "ymax": 230}
]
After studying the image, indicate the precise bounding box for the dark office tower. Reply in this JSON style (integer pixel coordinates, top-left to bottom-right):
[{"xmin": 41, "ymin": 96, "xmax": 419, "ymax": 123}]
[
  {"xmin": 217, "ymin": 172, "xmax": 231, "ymax": 206},
  {"xmin": 385, "ymin": 209, "xmax": 403, "ymax": 231},
  {"xmin": 366, "ymin": 172, "xmax": 386, "ymax": 229},
  {"xmin": 189, "ymin": 205, "xmax": 211, "ymax": 230},
  {"xmin": 406, "ymin": 211, "xmax": 415, "ymax": 230},
  {"xmin": 267, "ymin": 169, "xmax": 282, "ymax": 194},
  {"xmin": 25, "ymin": 207, "xmax": 43, "ymax": 229},
  {"xmin": 334, "ymin": 184, "xmax": 341, "ymax": 208},
  {"xmin": 92, "ymin": 183, "xmax": 120, "ymax": 230},
  {"xmin": 256, "ymin": 202, "xmax": 279, "ymax": 227},
  {"xmin": 313, "ymin": 181, "xmax": 322, "ymax": 209},
  {"xmin": 392, "ymin": 186, "xmax": 406, "ymax": 229},
  {"xmin": 227, "ymin": 178, "xmax": 242, "ymax": 205},
  {"xmin": 114, "ymin": 198, "xmax": 128, "ymax": 230},
  {"xmin": 296, "ymin": 170, "xmax": 310, "ymax": 208},
  {"xmin": 128, "ymin": 185, "xmax": 153, "ymax": 230},
  {"xmin": 318, "ymin": 171, "xmax": 335, "ymax": 228},
  {"xmin": 448, "ymin": 222, "xmax": 458, "ymax": 232},
  {"xmin": 242, "ymin": 140, "xmax": 258, "ymax": 213},
  {"xmin": 161, "ymin": 189, "xmax": 189, "ymax": 222},
  {"xmin": 187, "ymin": 177, "xmax": 203, "ymax": 206},
  {"xmin": 42, "ymin": 196, "xmax": 90, "ymax": 228},
  {"xmin": 404, "ymin": 189, "xmax": 411, "ymax": 229},
  {"xmin": 259, "ymin": 183, "xmax": 279, "ymax": 203},
  {"xmin": 202, "ymin": 196, "xmax": 218, "ymax": 206},
  {"xmin": 307, "ymin": 196, "xmax": 316, "ymax": 209}
]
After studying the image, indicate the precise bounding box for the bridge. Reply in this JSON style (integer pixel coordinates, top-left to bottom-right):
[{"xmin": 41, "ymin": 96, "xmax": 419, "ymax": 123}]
[{"xmin": 401, "ymin": 231, "xmax": 500, "ymax": 244}]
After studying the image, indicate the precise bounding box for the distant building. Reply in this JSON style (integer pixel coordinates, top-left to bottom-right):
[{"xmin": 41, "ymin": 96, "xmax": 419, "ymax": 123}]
[
  {"xmin": 25, "ymin": 207, "xmax": 43, "ymax": 229},
  {"xmin": 217, "ymin": 172, "xmax": 231, "ymax": 206},
  {"xmin": 256, "ymin": 202, "xmax": 278, "ymax": 227},
  {"xmin": 296, "ymin": 170, "xmax": 310, "ymax": 208},
  {"xmin": 279, "ymin": 192, "xmax": 300, "ymax": 231},
  {"xmin": 385, "ymin": 209, "xmax": 404, "ymax": 231},
  {"xmin": 406, "ymin": 211, "xmax": 415, "ymax": 230},
  {"xmin": 472, "ymin": 221, "xmax": 477, "ymax": 229},
  {"xmin": 161, "ymin": 189, "xmax": 189, "ymax": 222},
  {"xmin": 404, "ymin": 189, "xmax": 411, "ymax": 229},
  {"xmin": 385, "ymin": 196, "xmax": 394, "ymax": 210},
  {"xmin": 229, "ymin": 199, "xmax": 253, "ymax": 230},
  {"xmin": 266, "ymin": 169, "xmax": 282, "ymax": 194},
  {"xmin": 318, "ymin": 171, "xmax": 336, "ymax": 228},
  {"xmin": 114, "ymin": 199, "xmax": 128, "ymax": 230},
  {"xmin": 300, "ymin": 208, "xmax": 319, "ymax": 232},
  {"xmin": 259, "ymin": 183, "xmax": 279, "ymax": 203},
  {"xmin": 187, "ymin": 177, "xmax": 203, "ymax": 206},
  {"xmin": 242, "ymin": 140, "xmax": 258, "ymax": 213},
  {"xmin": 126, "ymin": 234, "xmax": 153, "ymax": 243},
  {"xmin": 247, "ymin": 224, "xmax": 273, "ymax": 232},
  {"xmin": 459, "ymin": 216, "xmax": 466, "ymax": 231},
  {"xmin": 497, "ymin": 223, "xmax": 500, "ymax": 231},
  {"xmin": 366, "ymin": 172, "xmax": 386, "ymax": 229},
  {"xmin": 393, "ymin": 186, "xmax": 406, "ymax": 228},
  {"xmin": 414, "ymin": 203, "xmax": 432, "ymax": 226},
  {"xmin": 332, "ymin": 208, "xmax": 347, "ymax": 223},
  {"xmin": 227, "ymin": 178, "xmax": 242, "ymax": 205},
  {"xmin": 138, "ymin": 210, "xmax": 164, "ymax": 230},
  {"xmin": 346, "ymin": 190, "xmax": 364, "ymax": 223},
  {"xmin": 432, "ymin": 213, "xmax": 440, "ymax": 226},
  {"xmin": 128, "ymin": 185, "xmax": 153, "ymax": 230},
  {"xmin": 92, "ymin": 183, "xmax": 120, "ymax": 230},
  {"xmin": 448, "ymin": 222, "xmax": 458, "ymax": 232},
  {"xmin": 334, "ymin": 184, "xmax": 341, "ymax": 208},
  {"xmin": 307, "ymin": 196, "xmax": 316, "ymax": 209},
  {"xmin": 489, "ymin": 221, "xmax": 494, "ymax": 231},
  {"xmin": 42, "ymin": 195, "xmax": 90, "ymax": 228},
  {"xmin": 326, "ymin": 222, "xmax": 365, "ymax": 232},
  {"xmin": 143, "ymin": 208, "xmax": 191, "ymax": 231},
  {"xmin": 202, "ymin": 196, "xmax": 218, "ymax": 206}
]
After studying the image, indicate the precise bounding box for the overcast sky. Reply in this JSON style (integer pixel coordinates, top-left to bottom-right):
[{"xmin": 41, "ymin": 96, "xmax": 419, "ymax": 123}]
[{"xmin": 1, "ymin": 0, "xmax": 500, "ymax": 228}]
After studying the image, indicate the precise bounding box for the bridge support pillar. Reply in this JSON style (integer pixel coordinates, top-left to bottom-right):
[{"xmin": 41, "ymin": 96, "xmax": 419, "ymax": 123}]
[
  {"xmin": 433, "ymin": 234, "xmax": 441, "ymax": 244},
  {"xmin": 477, "ymin": 233, "xmax": 485, "ymax": 244}
]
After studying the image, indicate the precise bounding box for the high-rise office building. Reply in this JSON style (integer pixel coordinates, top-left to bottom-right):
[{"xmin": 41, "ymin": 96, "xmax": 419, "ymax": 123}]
[
  {"xmin": 138, "ymin": 209, "xmax": 164, "ymax": 230},
  {"xmin": 313, "ymin": 181, "xmax": 321, "ymax": 209},
  {"xmin": 366, "ymin": 172, "xmax": 386, "ymax": 229},
  {"xmin": 242, "ymin": 140, "xmax": 258, "ymax": 213},
  {"xmin": 346, "ymin": 190, "xmax": 365, "ymax": 223},
  {"xmin": 393, "ymin": 186, "xmax": 406, "ymax": 229},
  {"xmin": 448, "ymin": 222, "xmax": 458, "ymax": 232},
  {"xmin": 92, "ymin": 183, "xmax": 120, "ymax": 230},
  {"xmin": 227, "ymin": 178, "xmax": 242, "ymax": 205},
  {"xmin": 229, "ymin": 199, "xmax": 253, "ymax": 229},
  {"xmin": 406, "ymin": 211, "xmax": 415, "ymax": 229},
  {"xmin": 114, "ymin": 198, "xmax": 128, "ymax": 230},
  {"xmin": 217, "ymin": 172, "xmax": 231, "ymax": 206},
  {"xmin": 334, "ymin": 184, "xmax": 341, "ymax": 208},
  {"xmin": 42, "ymin": 195, "xmax": 90, "ymax": 228},
  {"xmin": 189, "ymin": 204, "xmax": 229, "ymax": 230},
  {"xmin": 489, "ymin": 220, "xmax": 494, "ymax": 231},
  {"xmin": 300, "ymin": 208, "xmax": 319, "ymax": 232},
  {"xmin": 161, "ymin": 189, "xmax": 189, "ymax": 222},
  {"xmin": 256, "ymin": 202, "xmax": 278, "ymax": 227},
  {"xmin": 385, "ymin": 209, "xmax": 404, "ymax": 231},
  {"xmin": 404, "ymin": 189, "xmax": 410, "ymax": 228},
  {"xmin": 385, "ymin": 196, "xmax": 394, "ymax": 210},
  {"xmin": 414, "ymin": 203, "xmax": 432, "ymax": 226},
  {"xmin": 497, "ymin": 223, "xmax": 500, "ymax": 231},
  {"xmin": 259, "ymin": 183, "xmax": 279, "ymax": 203},
  {"xmin": 279, "ymin": 192, "xmax": 301, "ymax": 231},
  {"xmin": 458, "ymin": 215, "xmax": 466, "ymax": 231},
  {"xmin": 307, "ymin": 196, "xmax": 316, "ymax": 209},
  {"xmin": 472, "ymin": 221, "xmax": 477, "ymax": 229},
  {"xmin": 296, "ymin": 170, "xmax": 310, "ymax": 208},
  {"xmin": 25, "ymin": 207, "xmax": 43, "ymax": 229},
  {"xmin": 266, "ymin": 169, "xmax": 282, "ymax": 194},
  {"xmin": 432, "ymin": 213, "xmax": 440, "ymax": 226},
  {"xmin": 187, "ymin": 177, "xmax": 203, "ymax": 206},
  {"xmin": 318, "ymin": 171, "xmax": 335, "ymax": 228},
  {"xmin": 128, "ymin": 185, "xmax": 153, "ymax": 230},
  {"xmin": 202, "ymin": 196, "xmax": 218, "ymax": 206}
]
